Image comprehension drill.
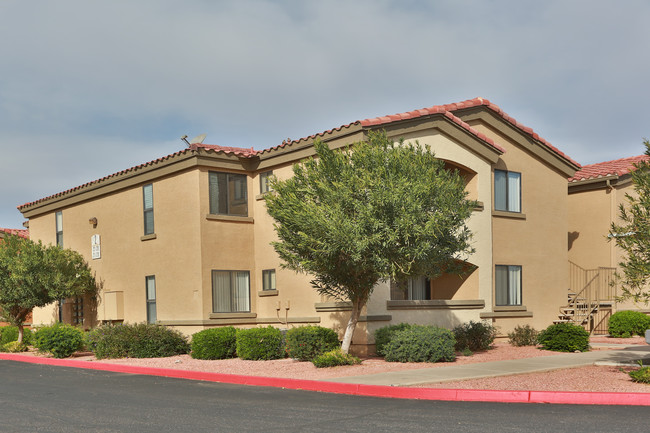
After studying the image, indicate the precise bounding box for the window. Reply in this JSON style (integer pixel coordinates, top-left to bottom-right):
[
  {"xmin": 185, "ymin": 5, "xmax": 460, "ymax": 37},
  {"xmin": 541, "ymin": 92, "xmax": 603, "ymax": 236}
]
[
  {"xmin": 495, "ymin": 265, "xmax": 522, "ymax": 306},
  {"xmin": 259, "ymin": 171, "xmax": 273, "ymax": 194},
  {"xmin": 390, "ymin": 276, "xmax": 431, "ymax": 300},
  {"xmin": 146, "ymin": 276, "xmax": 157, "ymax": 324},
  {"xmin": 262, "ymin": 269, "xmax": 276, "ymax": 291},
  {"xmin": 212, "ymin": 270, "xmax": 250, "ymax": 313},
  {"xmin": 72, "ymin": 296, "xmax": 84, "ymax": 325},
  {"xmin": 55, "ymin": 211, "xmax": 63, "ymax": 247},
  {"xmin": 143, "ymin": 184, "xmax": 154, "ymax": 235},
  {"xmin": 91, "ymin": 234, "xmax": 101, "ymax": 260},
  {"xmin": 494, "ymin": 170, "xmax": 521, "ymax": 212},
  {"xmin": 209, "ymin": 172, "xmax": 248, "ymax": 217}
]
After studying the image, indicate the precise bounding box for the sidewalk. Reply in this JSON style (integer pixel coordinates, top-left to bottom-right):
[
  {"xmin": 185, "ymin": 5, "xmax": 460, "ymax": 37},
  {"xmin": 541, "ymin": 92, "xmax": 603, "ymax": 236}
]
[{"xmin": 330, "ymin": 345, "xmax": 650, "ymax": 386}]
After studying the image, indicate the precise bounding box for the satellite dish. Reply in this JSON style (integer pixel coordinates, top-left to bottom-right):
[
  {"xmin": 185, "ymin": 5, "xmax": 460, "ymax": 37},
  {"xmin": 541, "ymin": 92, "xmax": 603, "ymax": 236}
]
[{"xmin": 190, "ymin": 133, "xmax": 207, "ymax": 144}]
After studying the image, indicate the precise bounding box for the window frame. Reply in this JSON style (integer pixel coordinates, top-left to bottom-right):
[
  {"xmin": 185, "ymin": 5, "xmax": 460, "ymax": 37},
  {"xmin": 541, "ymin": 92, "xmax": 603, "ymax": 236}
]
[
  {"xmin": 143, "ymin": 184, "xmax": 154, "ymax": 236},
  {"xmin": 146, "ymin": 275, "xmax": 157, "ymax": 324},
  {"xmin": 208, "ymin": 171, "xmax": 249, "ymax": 217},
  {"xmin": 262, "ymin": 269, "xmax": 276, "ymax": 291},
  {"xmin": 494, "ymin": 169, "xmax": 521, "ymax": 213},
  {"xmin": 390, "ymin": 276, "xmax": 431, "ymax": 300},
  {"xmin": 259, "ymin": 171, "xmax": 273, "ymax": 194},
  {"xmin": 55, "ymin": 211, "xmax": 63, "ymax": 247},
  {"xmin": 495, "ymin": 265, "xmax": 522, "ymax": 306},
  {"xmin": 212, "ymin": 270, "xmax": 251, "ymax": 313}
]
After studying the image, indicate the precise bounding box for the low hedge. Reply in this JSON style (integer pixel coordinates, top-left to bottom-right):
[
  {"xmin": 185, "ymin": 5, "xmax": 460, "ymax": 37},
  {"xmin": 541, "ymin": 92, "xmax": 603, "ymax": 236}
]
[
  {"xmin": 191, "ymin": 327, "xmax": 237, "ymax": 360},
  {"xmin": 373, "ymin": 323, "xmax": 412, "ymax": 357},
  {"xmin": 383, "ymin": 325, "xmax": 456, "ymax": 363},
  {"xmin": 312, "ymin": 349, "xmax": 361, "ymax": 368},
  {"xmin": 0, "ymin": 326, "xmax": 33, "ymax": 345},
  {"xmin": 508, "ymin": 325, "xmax": 539, "ymax": 347},
  {"xmin": 453, "ymin": 321, "xmax": 496, "ymax": 352},
  {"xmin": 86, "ymin": 323, "xmax": 190, "ymax": 359},
  {"xmin": 33, "ymin": 323, "xmax": 85, "ymax": 358},
  {"xmin": 236, "ymin": 326, "xmax": 284, "ymax": 360},
  {"xmin": 608, "ymin": 311, "xmax": 650, "ymax": 338},
  {"xmin": 285, "ymin": 326, "xmax": 339, "ymax": 361},
  {"xmin": 538, "ymin": 323, "xmax": 589, "ymax": 352}
]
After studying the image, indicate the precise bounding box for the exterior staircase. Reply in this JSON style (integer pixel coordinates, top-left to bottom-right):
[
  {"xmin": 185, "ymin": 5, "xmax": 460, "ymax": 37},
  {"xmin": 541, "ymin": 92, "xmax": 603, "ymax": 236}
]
[{"xmin": 555, "ymin": 263, "xmax": 616, "ymax": 334}]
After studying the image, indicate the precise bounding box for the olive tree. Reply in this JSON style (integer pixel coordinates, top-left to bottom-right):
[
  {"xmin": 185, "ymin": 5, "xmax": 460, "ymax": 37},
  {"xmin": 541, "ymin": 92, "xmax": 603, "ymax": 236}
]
[
  {"xmin": 265, "ymin": 132, "xmax": 476, "ymax": 353},
  {"xmin": 0, "ymin": 234, "xmax": 98, "ymax": 343}
]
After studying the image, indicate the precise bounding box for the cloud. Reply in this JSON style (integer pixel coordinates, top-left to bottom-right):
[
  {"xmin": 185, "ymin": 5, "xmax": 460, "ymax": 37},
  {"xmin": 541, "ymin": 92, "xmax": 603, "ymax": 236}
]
[{"xmin": 1, "ymin": 0, "xmax": 650, "ymax": 228}]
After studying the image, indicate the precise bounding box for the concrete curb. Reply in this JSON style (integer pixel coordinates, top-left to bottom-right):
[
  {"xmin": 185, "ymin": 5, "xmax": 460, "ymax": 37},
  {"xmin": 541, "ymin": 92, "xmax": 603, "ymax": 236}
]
[{"xmin": 3, "ymin": 353, "xmax": 650, "ymax": 406}]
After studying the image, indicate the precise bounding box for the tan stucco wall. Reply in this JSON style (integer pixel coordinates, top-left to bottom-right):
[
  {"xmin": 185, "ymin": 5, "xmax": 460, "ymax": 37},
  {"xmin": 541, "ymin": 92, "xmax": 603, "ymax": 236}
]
[{"xmin": 469, "ymin": 120, "xmax": 571, "ymax": 334}]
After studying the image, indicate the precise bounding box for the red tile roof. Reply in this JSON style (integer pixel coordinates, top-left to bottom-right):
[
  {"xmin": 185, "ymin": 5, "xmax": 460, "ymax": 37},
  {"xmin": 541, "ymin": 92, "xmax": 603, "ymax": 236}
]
[
  {"xmin": 18, "ymin": 98, "xmax": 579, "ymax": 211},
  {"xmin": 0, "ymin": 228, "xmax": 29, "ymax": 239},
  {"xmin": 569, "ymin": 155, "xmax": 650, "ymax": 183}
]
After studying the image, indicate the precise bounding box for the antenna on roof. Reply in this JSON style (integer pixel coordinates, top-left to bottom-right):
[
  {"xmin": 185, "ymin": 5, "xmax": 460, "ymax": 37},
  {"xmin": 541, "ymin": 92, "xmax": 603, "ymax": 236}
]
[
  {"xmin": 190, "ymin": 133, "xmax": 207, "ymax": 144},
  {"xmin": 180, "ymin": 135, "xmax": 191, "ymax": 146}
]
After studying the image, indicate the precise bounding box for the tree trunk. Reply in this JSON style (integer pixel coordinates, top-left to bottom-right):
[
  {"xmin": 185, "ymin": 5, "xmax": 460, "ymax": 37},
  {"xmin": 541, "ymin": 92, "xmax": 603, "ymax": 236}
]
[
  {"xmin": 341, "ymin": 298, "xmax": 364, "ymax": 354},
  {"xmin": 17, "ymin": 323, "xmax": 24, "ymax": 344}
]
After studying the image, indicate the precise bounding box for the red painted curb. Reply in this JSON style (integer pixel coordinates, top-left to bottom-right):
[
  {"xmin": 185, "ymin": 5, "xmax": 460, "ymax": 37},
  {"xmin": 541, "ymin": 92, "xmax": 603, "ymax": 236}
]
[{"xmin": 3, "ymin": 353, "xmax": 650, "ymax": 406}]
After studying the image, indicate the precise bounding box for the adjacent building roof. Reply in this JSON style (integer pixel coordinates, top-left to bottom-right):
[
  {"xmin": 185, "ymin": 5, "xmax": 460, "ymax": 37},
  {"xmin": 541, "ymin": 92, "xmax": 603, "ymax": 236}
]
[
  {"xmin": 18, "ymin": 97, "xmax": 578, "ymax": 213},
  {"xmin": 0, "ymin": 228, "xmax": 29, "ymax": 239},
  {"xmin": 569, "ymin": 155, "xmax": 649, "ymax": 183}
]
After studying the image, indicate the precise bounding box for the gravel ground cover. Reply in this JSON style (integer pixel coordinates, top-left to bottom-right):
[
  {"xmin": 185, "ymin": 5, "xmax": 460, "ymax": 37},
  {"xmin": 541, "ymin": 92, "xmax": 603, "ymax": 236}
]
[{"xmin": 14, "ymin": 336, "xmax": 650, "ymax": 392}]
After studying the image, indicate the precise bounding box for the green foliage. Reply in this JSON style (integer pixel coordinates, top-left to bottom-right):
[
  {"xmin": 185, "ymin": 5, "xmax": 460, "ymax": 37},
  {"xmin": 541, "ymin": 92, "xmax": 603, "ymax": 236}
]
[
  {"xmin": 312, "ymin": 348, "xmax": 361, "ymax": 368},
  {"xmin": 453, "ymin": 321, "xmax": 496, "ymax": 352},
  {"xmin": 285, "ymin": 326, "xmax": 340, "ymax": 361},
  {"xmin": 190, "ymin": 327, "xmax": 237, "ymax": 360},
  {"xmin": 373, "ymin": 323, "xmax": 413, "ymax": 356},
  {"xmin": 235, "ymin": 326, "xmax": 285, "ymax": 360},
  {"xmin": 628, "ymin": 363, "xmax": 650, "ymax": 384},
  {"xmin": 0, "ymin": 234, "xmax": 97, "ymax": 343},
  {"xmin": 1, "ymin": 341, "xmax": 28, "ymax": 353},
  {"xmin": 610, "ymin": 139, "xmax": 650, "ymax": 304},
  {"xmin": 608, "ymin": 310, "xmax": 650, "ymax": 337},
  {"xmin": 508, "ymin": 325, "xmax": 539, "ymax": 346},
  {"xmin": 383, "ymin": 325, "xmax": 456, "ymax": 363},
  {"xmin": 33, "ymin": 323, "xmax": 84, "ymax": 358},
  {"xmin": 538, "ymin": 323, "xmax": 590, "ymax": 352},
  {"xmin": 85, "ymin": 323, "xmax": 190, "ymax": 359},
  {"xmin": 265, "ymin": 131, "xmax": 476, "ymax": 352},
  {"xmin": 0, "ymin": 326, "xmax": 33, "ymax": 345}
]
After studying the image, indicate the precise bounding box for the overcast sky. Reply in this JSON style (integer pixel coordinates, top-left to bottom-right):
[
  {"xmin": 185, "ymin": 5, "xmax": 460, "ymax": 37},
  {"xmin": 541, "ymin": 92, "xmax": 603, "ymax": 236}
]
[{"xmin": 1, "ymin": 0, "xmax": 649, "ymax": 228}]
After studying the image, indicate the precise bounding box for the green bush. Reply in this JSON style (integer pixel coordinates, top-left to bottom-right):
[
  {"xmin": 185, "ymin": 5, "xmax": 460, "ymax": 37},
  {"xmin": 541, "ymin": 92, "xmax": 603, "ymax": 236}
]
[
  {"xmin": 190, "ymin": 327, "xmax": 237, "ymax": 360},
  {"xmin": 538, "ymin": 323, "xmax": 590, "ymax": 352},
  {"xmin": 312, "ymin": 348, "xmax": 361, "ymax": 368},
  {"xmin": 453, "ymin": 321, "xmax": 496, "ymax": 352},
  {"xmin": 383, "ymin": 325, "xmax": 456, "ymax": 363},
  {"xmin": 608, "ymin": 311, "xmax": 650, "ymax": 338},
  {"xmin": 1, "ymin": 341, "xmax": 28, "ymax": 353},
  {"xmin": 508, "ymin": 325, "xmax": 539, "ymax": 347},
  {"xmin": 236, "ymin": 326, "xmax": 284, "ymax": 360},
  {"xmin": 285, "ymin": 326, "xmax": 339, "ymax": 361},
  {"xmin": 33, "ymin": 323, "xmax": 84, "ymax": 358},
  {"xmin": 85, "ymin": 323, "xmax": 190, "ymax": 359},
  {"xmin": 373, "ymin": 323, "xmax": 412, "ymax": 357},
  {"xmin": 629, "ymin": 365, "xmax": 650, "ymax": 384},
  {"xmin": 0, "ymin": 326, "xmax": 33, "ymax": 345}
]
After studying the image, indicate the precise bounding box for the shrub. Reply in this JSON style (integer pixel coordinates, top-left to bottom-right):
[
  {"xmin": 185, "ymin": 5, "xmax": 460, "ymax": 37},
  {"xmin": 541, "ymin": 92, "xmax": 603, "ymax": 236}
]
[
  {"xmin": 608, "ymin": 311, "xmax": 650, "ymax": 338},
  {"xmin": 86, "ymin": 323, "xmax": 190, "ymax": 359},
  {"xmin": 629, "ymin": 364, "xmax": 650, "ymax": 384},
  {"xmin": 285, "ymin": 326, "xmax": 339, "ymax": 361},
  {"xmin": 1, "ymin": 341, "xmax": 28, "ymax": 353},
  {"xmin": 236, "ymin": 326, "xmax": 284, "ymax": 360},
  {"xmin": 453, "ymin": 321, "xmax": 497, "ymax": 352},
  {"xmin": 33, "ymin": 323, "xmax": 84, "ymax": 358},
  {"xmin": 373, "ymin": 323, "xmax": 412, "ymax": 357},
  {"xmin": 0, "ymin": 326, "xmax": 33, "ymax": 345},
  {"xmin": 312, "ymin": 348, "xmax": 361, "ymax": 368},
  {"xmin": 191, "ymin": 327, "xmax": 237, "ymax": 360},
  {"xmin": 538, "ymin": 323, "xmax": 589, "ymax": 352},
  {"xmin": 508, "ymin": 325, "xmax": 539, "ymax": 347},
  {"xmin": 383, "ymin": 325, "xmax": 456, "ymax": 363}
]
